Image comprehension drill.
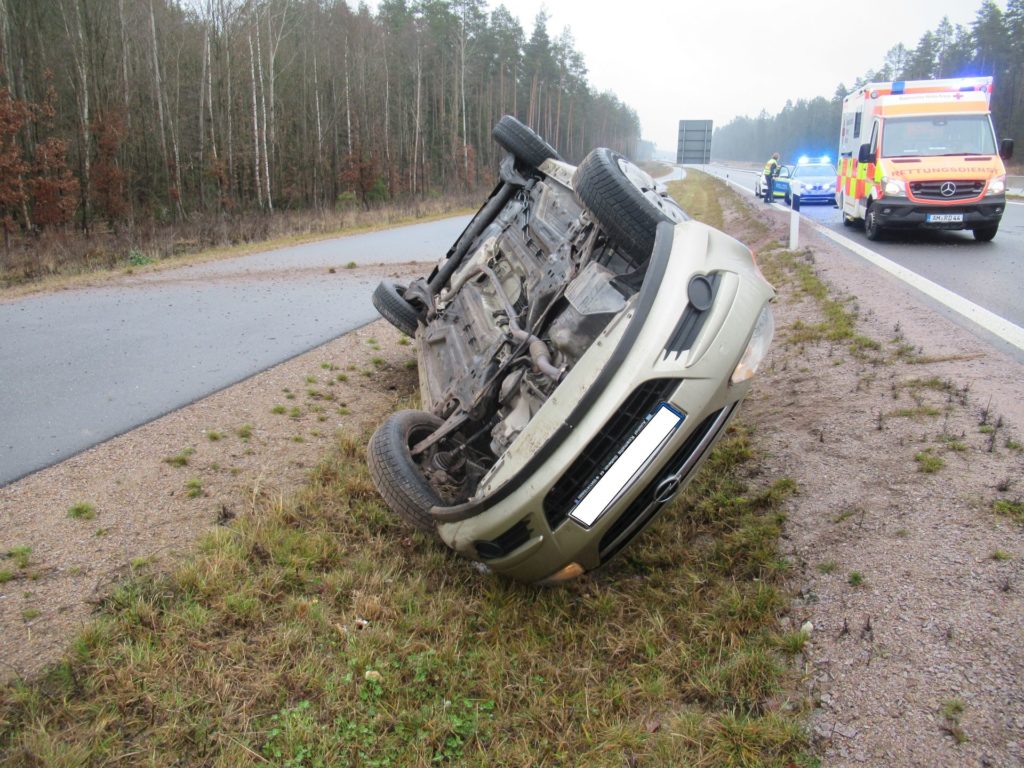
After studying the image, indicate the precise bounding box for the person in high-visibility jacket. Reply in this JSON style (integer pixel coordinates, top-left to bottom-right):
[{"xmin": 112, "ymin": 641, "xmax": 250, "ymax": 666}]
[{"xmin": 762, "ymin": 152, "xmax": 781, "ymax": 203}]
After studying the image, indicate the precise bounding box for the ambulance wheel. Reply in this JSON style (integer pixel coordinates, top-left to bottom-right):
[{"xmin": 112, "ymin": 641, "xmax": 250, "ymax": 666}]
[
  {"xmin": 864, "ymin": 204, "xmax": 884, "ymax": 241},
  {"xmin": 972, "ymin": 224, "xmax": 998, "ymax": 242}
]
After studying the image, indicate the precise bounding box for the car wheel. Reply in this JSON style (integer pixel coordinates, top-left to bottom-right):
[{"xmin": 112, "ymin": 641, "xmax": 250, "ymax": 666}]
[
  {"xmin": 367, "ymin": 410, "xmax": 446, "ymax": 533},
  {"xmin": 573, "ymin": 147, "xmax": 686, "ymax": 264},
  {"xmin": 973, "ymin": 224, "xmax": 998, "ymax": 242},
  {"xmin": 864, "ymin": 203, "xmax": 884, "ymax": 241},
  {"xmin": 784, "ymin": 192, "xmax": 791, "ymax": 205},
  {"xmin": 372, "ymin": 279, "xmax": 421, "ymax": 337},
  {"xmin": 492, "ymin": 115, "xmax": 562, "ymax": 169}
]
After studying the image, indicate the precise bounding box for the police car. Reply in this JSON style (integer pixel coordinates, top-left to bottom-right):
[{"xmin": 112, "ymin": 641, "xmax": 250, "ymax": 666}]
[
  {"xmin": 785, "ymin": 156, "xmax": 838, "ymax": 205},
  {"xmin": 753, "ymin": 164, "xmax": 793, "ymax": 200}
]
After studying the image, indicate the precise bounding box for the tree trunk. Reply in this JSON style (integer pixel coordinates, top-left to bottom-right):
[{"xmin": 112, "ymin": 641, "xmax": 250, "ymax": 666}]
[
  {"xmin": 198, "ymin": 26, "xmax": 208, "ymax": 209},
  {"xmin": 248, "ymin": 32, "xmax": 262, "ymax": 209},
  {"xmin": 149, "ymin": 0, "xmax": 169, "ymax": 206},
  {"xmin": 344, "ymin": 33, "xmax": 352, "ymax": 157},
  {"xmin": 61, "ymin": 0, "xmax": 90, "ymax": 233},
  {"xmin": 255, "ymin": 20, "xmax": 271, "ymax": 211},
  {"xmin": 413, "ymin": 35, "xmax": 421, "ymax": 196}
]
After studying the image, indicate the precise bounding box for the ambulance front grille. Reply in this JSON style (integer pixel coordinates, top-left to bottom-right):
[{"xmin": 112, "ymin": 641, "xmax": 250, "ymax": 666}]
[{"xmin": 910, "ymin": 180, "xmax": 985, "ymax": 201}]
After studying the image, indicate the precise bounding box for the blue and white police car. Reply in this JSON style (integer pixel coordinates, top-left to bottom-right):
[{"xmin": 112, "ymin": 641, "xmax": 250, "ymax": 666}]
[{"xmin": 785, "ymin": 156, "xmax": 838, "ymax": 206}]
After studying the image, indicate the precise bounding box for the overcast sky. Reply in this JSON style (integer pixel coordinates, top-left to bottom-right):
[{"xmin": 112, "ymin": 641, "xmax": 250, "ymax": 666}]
[{"xmin": 486, "ymin": 0, "xmax": 1006, "ymax": 150}]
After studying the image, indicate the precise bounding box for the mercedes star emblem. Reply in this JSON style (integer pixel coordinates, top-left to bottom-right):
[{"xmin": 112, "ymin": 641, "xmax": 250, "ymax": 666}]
[{"xmin": 940, "ymin": 181, "xmax": 957, "ymax": 197}]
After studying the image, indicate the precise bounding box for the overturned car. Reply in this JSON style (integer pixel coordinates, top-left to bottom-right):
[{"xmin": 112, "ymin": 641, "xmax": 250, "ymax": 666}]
[{"xmin": 368, "ymin": 116, "xmax": 775, "ymax": 584}]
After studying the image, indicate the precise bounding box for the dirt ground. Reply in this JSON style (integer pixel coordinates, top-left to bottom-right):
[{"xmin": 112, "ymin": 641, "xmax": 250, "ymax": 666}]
[
  {"xmin": 2, "ymin": 192, "xmax": 1023, "ymax": 766},
  {"xmin": 733, "ymin": 202, "xmax": 1024, "ymax": 767}
]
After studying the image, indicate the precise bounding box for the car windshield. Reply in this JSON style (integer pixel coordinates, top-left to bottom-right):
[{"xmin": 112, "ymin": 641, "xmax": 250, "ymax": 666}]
[
  {"xmin": 881, "ymin": 115, "xmax": 997, "ymax": 157},
  {"xmin": 793, "ymin": 164, "xmax": 836, "ymax": 177}
]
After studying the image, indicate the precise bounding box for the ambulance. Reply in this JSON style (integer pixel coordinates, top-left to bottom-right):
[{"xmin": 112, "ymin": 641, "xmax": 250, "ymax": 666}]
[{"xmin": 836, "ymin": 76, "xmax": 1014, "ymax": 241}]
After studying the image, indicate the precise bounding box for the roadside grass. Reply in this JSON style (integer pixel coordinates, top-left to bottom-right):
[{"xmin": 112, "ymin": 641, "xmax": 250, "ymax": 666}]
[
  {"xmin": 753, "ymin": 248, "xmax": 881, "ymax": 359},
  {"xmin": 0, "ymin": 423, "xmax": 811, "ymax": 766},
  {"xmin": 163, "ymin": 447, "xmax": 195, "ymax": 467},
  {"xmin": 666, "ymin": 178, "xmax": 725, "ymax": 231},
  {"xmin": 66, "ymin": 503, "xmax": 96, "ymax": 521},
  {"xmin": 993, "ymin": 498, "xmax": 1024, "ymax": 524}
]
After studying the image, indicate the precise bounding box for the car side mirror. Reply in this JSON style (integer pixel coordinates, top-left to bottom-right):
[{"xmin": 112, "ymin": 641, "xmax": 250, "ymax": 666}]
[
  {"xmin": 857, "ymin": 143, "xmax": 873, "ymax": 164},
  {"xmin": 999, "ymin": 138, "xmax": 1014, "ymax": 160}
]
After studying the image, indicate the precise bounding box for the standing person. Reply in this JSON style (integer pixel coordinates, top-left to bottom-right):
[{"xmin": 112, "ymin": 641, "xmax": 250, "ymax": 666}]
[{"xmin": 762, "ymin": 152, "xmax": 781, "ymax": 203}]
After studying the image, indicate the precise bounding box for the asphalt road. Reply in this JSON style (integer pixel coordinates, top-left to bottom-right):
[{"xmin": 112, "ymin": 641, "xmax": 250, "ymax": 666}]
[
  {"xmin": 0, "ymin": 215, "xmax": 472, "ymax": 486},
  {"xmin": 702, "ymin": 163, "xmax": 1024, "ymax": 349}
]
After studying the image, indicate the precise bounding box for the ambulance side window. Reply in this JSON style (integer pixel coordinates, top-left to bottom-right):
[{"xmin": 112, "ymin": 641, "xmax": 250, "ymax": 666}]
[
  {"xmin": 853, "ymin": 112, "xmax": 861, "ymax": 139},
  {"xmin": 869, "ymin": 121, "xmax": 879, "ymax": 155}
]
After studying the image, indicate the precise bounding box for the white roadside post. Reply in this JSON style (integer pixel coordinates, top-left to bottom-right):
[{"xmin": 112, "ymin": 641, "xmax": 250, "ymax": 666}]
[{"xmin": 789, "ymin": 204, "xmax": 800, "ymax": 250}]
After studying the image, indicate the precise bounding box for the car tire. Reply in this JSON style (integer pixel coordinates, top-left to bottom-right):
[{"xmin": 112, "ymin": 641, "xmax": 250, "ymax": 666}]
[
  {"xmin": 864, "ymin": 203, "xmax": 884, "ymax": 241},
  {"xmin": 573, "ymin": 147, "xmax": 686, "ymax": 264},
  {"xmin": 367, "ymin": 410, "xmax": 446, "ymax": 533},
  {"xmin": 784, "ymin": 192, "xmax": 791, "ymax": 205},
  {"xmin": 372, "ymin": 279, "xmax": 420, "ymax": 338},
  {"xmin": 492, "ymin": 115, "xmax": 562, "ymax": 169},
  {"xmin": 973, "ymin": 224, "xmax": 998, "ymax": 242}
]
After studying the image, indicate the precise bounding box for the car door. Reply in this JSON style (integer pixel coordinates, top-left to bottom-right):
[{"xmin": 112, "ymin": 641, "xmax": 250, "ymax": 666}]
[{"xmin": 775, "ymin": 166, "xmax": 791, "ymax": 196}]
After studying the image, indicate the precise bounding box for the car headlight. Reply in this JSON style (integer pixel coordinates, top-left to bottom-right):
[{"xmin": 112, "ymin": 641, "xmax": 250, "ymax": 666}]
[
  {"xmin": 731, "ymin": 304, "xmax": 775, "ymax": 385},
  {"xmin": 985, "ymin": 175, "xmax": 1005, "ymax": 196},
  {"xmin": 882, "ymin": 176, "xmax": 906, "ymax": 196}
]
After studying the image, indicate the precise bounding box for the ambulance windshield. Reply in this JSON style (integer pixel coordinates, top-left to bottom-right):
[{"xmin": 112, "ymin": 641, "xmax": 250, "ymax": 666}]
[{"xmin": 882, "ymin": 115, "xmax": 997, "ymax": 157}]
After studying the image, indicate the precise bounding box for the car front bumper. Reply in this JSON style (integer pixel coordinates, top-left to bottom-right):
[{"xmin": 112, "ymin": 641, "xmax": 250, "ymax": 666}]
[
  {"xmin": 793, "ymin": 187, "xmax": 836, "ymax": 203},
  {"xmin": 872, "ymin": 196, "xmax": 1006, "ymax": 229},
  {"xmin": 432, "ymin": 220, "xmax": 775, "ymax": 583}
]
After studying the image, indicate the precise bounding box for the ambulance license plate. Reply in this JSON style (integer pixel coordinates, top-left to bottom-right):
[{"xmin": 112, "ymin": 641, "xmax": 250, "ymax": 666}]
[{"xmin": 926, "ymin": 213, "xmax": 963, "ymax": 223}]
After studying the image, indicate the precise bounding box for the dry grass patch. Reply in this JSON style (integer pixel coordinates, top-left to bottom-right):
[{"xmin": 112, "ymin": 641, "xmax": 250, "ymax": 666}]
[{"xmin": 0, "ymin": 423, "xmax": 811, "ymax": 767}]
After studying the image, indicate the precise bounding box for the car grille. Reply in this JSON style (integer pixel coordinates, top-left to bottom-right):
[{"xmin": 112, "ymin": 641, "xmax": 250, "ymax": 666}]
[
  {"xmin": 598, "ymin": 405, "xmax": 732, "ymax": 563},
  {"xmin": 910, "ymin": 180, "xmax": 984, "ymax": 201},
  {"xmin": 543, "ymin": 378, "xmax": 682, "ymax": 529},
  {"xmin": 665, "ymin": 272, "xmax": 721, "ymax": 356}
]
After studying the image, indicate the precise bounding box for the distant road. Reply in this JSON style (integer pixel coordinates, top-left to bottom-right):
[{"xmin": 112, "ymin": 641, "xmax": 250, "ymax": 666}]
[
  {"xmin": 0, "ymin": 215, "xmax": 471, "ymax": 486},
  {"xmin": 701, "ymin": 163, "xmax": 1024, "ymax": 354}
]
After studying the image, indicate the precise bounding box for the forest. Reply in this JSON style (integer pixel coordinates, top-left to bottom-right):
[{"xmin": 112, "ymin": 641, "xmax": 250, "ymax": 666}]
[
  {"xmin": 712, "ymin": 0, "xmax": 1024, "ymax": 165},
  {"xmin": 0, "ymin": 0, "xmax": 640, "ymax": 272}
]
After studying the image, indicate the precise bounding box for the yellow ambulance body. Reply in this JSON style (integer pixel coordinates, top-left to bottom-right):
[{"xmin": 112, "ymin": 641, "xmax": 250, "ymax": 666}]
[{"xmin": 837, "ymin": 76, "xmax": 1014, "ymax": 242}]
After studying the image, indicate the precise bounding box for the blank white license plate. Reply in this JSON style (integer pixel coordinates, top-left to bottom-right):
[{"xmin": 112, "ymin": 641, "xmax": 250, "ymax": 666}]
[
  {"xmin": 926, "ymin": 213, "xmax": 963, "ymax": 223},
  {"xmin": 569, "ymin": 404, "xmax": 684, "ymax": 527}
]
